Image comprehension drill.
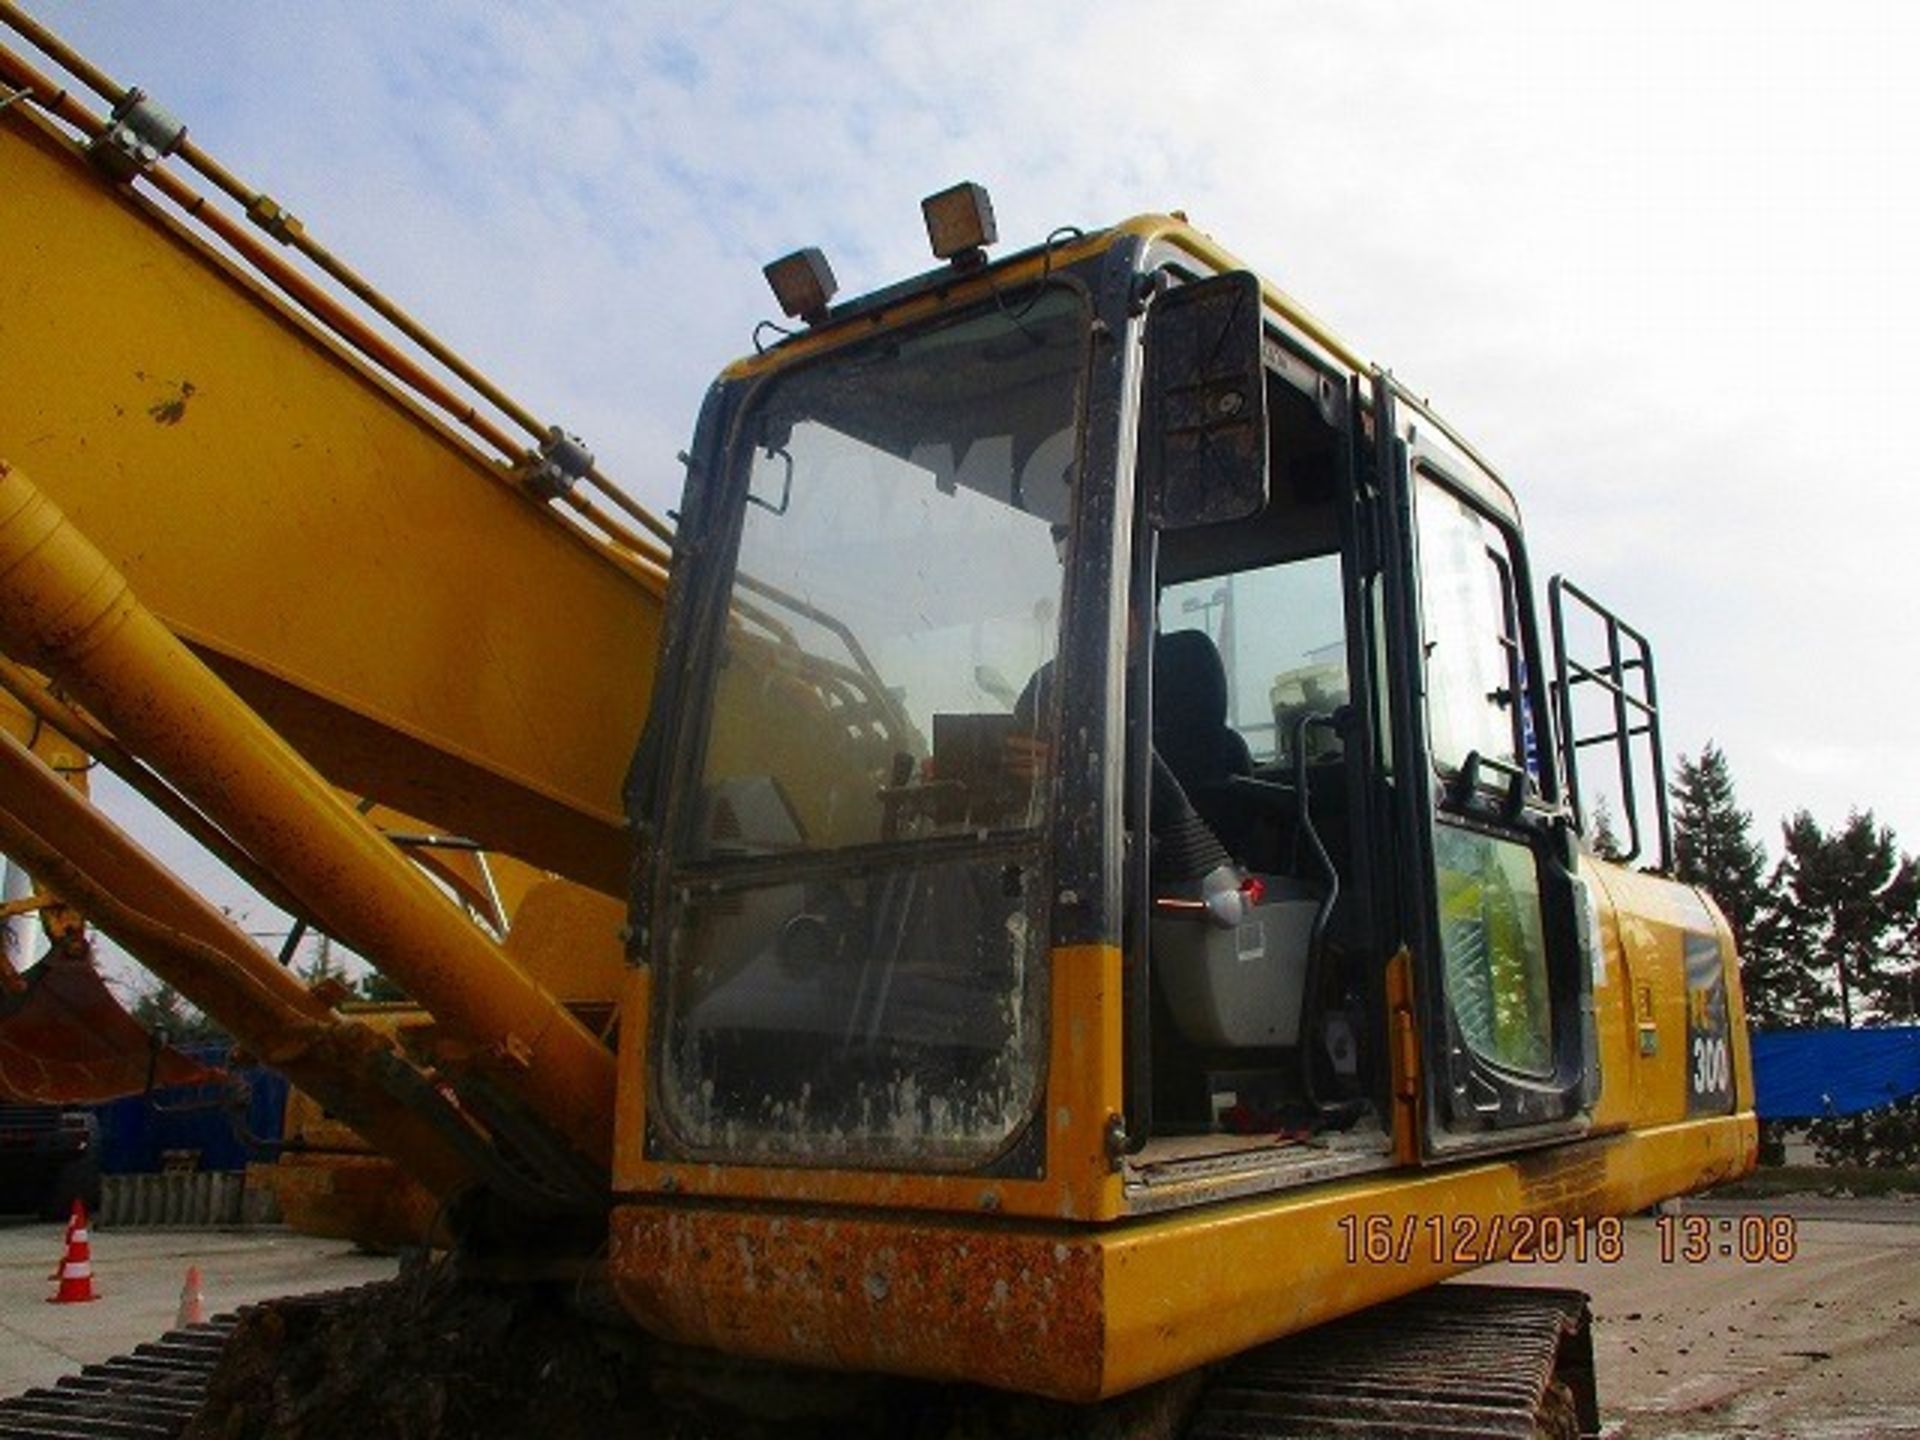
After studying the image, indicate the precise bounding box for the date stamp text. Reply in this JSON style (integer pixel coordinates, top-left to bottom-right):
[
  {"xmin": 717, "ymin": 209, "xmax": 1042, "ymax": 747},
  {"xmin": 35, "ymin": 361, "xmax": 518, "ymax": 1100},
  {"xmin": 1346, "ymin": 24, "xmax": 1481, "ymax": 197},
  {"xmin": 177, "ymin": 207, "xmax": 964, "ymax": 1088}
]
[{"xmin": 1337, "ymin": 1212, "xmax": 1798, "ymax": 1266}]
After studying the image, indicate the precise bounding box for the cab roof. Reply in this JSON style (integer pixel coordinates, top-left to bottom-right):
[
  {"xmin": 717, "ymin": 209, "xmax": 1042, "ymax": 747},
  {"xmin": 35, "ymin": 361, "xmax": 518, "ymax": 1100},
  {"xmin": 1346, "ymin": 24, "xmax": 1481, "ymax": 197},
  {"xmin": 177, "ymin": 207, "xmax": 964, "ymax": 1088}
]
[{"xmin": 724, "ymin": 213, "xmax": 1519, "ymax": 523}]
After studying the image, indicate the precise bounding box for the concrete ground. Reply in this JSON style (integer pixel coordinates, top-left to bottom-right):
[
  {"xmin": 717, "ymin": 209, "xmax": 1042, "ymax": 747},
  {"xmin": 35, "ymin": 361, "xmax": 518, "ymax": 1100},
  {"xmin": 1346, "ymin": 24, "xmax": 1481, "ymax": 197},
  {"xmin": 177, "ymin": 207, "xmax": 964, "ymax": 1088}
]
[
  {"xmin": 0, "ymin": 1219, "xmax": 397, "ymax": 1395},
  {"xmin": 1479, "ymin": 1197, "xmax": 1920, "ymax": 1439}
]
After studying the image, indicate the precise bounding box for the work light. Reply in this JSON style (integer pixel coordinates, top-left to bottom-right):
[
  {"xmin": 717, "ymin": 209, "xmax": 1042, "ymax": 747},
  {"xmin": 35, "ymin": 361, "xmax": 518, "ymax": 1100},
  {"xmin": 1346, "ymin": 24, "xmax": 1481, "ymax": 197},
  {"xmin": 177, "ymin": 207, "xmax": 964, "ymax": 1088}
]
[
  {"xmin": 762, "ymin": 248, "xmax": 838, "ymax": 325},
  {"xmin": 921, "ymin": 182, "xmax": 997, "ymax": 266}
]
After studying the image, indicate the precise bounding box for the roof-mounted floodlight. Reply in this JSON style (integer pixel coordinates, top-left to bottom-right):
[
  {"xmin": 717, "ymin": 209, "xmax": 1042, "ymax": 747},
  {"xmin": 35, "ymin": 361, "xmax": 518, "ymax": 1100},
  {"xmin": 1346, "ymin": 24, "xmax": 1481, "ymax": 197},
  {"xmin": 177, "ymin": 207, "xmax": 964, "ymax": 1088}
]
[
  {"xmin": 763, "ymin": 248, "xmax": 838, "ymax": 326},
  {"xmin": 922, "ymin": 182, "xmax": 997, "ymax": 269}
]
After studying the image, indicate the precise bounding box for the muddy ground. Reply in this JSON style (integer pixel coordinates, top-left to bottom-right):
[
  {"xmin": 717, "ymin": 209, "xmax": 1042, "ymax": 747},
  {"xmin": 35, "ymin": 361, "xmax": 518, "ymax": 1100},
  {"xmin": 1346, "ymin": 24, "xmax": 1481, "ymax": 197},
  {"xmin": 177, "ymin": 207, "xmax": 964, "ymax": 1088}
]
[{"xmin": 1478, "ymin": 1197, "xmax": 1920, "ymax": 1438}]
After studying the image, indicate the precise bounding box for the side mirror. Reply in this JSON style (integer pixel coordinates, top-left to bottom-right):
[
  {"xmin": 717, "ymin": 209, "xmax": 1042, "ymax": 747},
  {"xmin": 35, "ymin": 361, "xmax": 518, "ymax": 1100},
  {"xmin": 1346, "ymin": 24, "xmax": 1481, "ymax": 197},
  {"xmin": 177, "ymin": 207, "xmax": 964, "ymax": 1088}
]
[{"xmin": 1141, "ymin": 270, "xmax": 1268, "ymax": 529}]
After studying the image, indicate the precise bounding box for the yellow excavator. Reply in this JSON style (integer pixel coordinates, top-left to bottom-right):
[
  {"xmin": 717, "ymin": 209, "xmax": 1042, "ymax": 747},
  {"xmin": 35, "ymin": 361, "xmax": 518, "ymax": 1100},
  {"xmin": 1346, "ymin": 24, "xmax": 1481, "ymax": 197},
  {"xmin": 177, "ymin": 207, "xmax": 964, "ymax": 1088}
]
[{"xmin": 0, "ymin": 7, "xmax": 1754, "ymax": 1435}]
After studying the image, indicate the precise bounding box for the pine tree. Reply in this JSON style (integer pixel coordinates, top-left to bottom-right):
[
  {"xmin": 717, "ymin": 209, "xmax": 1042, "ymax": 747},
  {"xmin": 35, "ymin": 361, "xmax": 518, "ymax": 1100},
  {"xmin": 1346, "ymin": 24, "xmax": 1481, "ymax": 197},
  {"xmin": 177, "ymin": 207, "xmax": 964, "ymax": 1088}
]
[
  {"xmin": 1671, "ymin": 745, "xmax": 1780, "ymax": 1022},
  {"xmin": 1745, "ymin": 891, "xmax": 1824, "ymax": 1028},
  {"xmin": 1902, "ymin": 901, "xmax": 1920, "ymax": 1023},
  {"xmin": 1587, "ymin": 795, "xmax": 1624, "ymax": 862},
  {"xmin": 1671, "ymin": 744, "xmax": 1767, "ymax": 946},
  {"xmin": 299, "ymin": 932, "xmax": 339, "ymax": 985},
  {"xmin": 129, "ymin": 980, "xmax": 228, "ymax": 1047},
  {"xmin": 1760, "ymin": 811, "xmax": 1916, "ymax": 1029},
  {"xmin": 1758, "ymin": 814, "xmax": 1920, "ymax": 1036}
]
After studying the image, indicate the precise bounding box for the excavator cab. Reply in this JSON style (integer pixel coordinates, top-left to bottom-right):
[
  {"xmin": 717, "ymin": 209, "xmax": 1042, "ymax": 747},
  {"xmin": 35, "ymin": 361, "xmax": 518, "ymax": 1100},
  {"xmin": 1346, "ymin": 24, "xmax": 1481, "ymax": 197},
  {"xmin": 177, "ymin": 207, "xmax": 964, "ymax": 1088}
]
[{"xmin": 630, "ymin": 213, "xmax": 1619, "ymax": 1214}]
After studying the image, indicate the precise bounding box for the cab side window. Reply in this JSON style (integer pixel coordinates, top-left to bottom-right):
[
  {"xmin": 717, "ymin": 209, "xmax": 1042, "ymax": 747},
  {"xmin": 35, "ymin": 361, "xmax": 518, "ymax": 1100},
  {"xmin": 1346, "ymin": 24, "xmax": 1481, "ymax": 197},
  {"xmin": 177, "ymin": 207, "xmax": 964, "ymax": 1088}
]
[
  {"xmin": 1414, "ymin": 474, "xmax": 1532, "ymax": 790},
  {"xmin": 1415, "ymin": 469, "xmax": 1555, "ymax": 1083}
]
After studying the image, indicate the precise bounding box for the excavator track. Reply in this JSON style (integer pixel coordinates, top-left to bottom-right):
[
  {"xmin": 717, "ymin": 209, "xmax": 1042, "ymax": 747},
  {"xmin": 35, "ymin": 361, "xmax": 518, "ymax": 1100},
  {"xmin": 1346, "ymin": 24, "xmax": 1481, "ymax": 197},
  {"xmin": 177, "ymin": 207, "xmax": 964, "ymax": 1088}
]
[
  {"xmin": 0, "ymin": 1280, "xmax": 1596, "ymax": 1439},
  {"xmin": 0, "ymin": 1285, "xmax": 382, "ymax": 1440},
  {"xmin": 1185, "ymin": 1283, "xmax": 1599, "ymax": 1439}
]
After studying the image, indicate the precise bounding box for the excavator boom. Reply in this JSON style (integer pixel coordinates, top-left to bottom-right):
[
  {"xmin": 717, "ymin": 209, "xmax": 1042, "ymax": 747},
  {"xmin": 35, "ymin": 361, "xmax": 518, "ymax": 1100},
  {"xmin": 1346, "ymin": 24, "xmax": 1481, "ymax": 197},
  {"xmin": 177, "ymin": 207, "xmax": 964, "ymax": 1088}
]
[
  {"xmin": 0, "ymin": 85, "xmax": 661, "ymax": 896},
  {"xmin": 0, "ymin": 26, "xmax": 658, "ymax": 1227}
]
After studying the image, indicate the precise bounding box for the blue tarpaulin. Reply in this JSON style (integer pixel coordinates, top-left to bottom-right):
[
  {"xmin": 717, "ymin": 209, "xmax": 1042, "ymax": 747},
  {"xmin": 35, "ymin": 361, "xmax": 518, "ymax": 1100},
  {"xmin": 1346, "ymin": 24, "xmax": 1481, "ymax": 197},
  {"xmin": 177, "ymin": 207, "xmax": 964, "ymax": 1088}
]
[
  {"xmin": 1750, "ymin": 1027, "xmax": 1920, "ymax": 1120},
  {"xmin": 90, "ymin": 1043, "xmax": 287, "ymax": 1174}
]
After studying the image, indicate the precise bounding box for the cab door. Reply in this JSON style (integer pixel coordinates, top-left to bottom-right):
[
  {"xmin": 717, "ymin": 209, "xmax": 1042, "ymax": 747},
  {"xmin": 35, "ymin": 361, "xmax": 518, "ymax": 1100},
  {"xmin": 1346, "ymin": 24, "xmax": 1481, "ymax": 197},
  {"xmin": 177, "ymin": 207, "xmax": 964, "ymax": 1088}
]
[{"xmin": 1372, "ymin": 375, "xmax": 1597, "ymax": 1155}]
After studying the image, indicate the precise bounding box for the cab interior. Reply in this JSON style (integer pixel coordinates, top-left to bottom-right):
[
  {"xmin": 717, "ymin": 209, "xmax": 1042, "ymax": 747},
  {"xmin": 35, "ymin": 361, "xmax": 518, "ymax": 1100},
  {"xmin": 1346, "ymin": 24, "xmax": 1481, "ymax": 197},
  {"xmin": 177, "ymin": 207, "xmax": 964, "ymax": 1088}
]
[{"xmin": 1127, "ymin": 363, "xmax": 1395, "ymax": 1193}]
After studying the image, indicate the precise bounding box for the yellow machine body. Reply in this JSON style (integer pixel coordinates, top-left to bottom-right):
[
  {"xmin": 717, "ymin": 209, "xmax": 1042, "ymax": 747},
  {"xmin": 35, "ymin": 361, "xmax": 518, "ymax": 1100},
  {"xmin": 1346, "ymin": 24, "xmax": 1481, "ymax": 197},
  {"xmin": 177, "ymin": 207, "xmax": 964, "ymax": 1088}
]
[
  {"xmin": 609, "ymin": 873, "xmax": 1753, "ymax": 1400},
  {"xmin": 593, "ymin": 214, "xmax": 1756, "ymax": 1395},
  {"xmin": 0, "ymin": 26, "xmax": 1755, "ymax": 1413}
]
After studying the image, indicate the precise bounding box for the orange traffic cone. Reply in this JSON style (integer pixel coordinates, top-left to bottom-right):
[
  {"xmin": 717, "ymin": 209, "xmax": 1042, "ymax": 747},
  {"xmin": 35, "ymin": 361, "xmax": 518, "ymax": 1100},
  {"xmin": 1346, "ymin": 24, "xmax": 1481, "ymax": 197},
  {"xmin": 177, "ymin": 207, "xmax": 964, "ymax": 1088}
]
[
  {"xmin": 175, "ymin": 1264, "xmax": 207, "ymax": 1326},
  {"xmin": 47, "ymin": 1197, "xmax": 99, "ymax": 1304}
]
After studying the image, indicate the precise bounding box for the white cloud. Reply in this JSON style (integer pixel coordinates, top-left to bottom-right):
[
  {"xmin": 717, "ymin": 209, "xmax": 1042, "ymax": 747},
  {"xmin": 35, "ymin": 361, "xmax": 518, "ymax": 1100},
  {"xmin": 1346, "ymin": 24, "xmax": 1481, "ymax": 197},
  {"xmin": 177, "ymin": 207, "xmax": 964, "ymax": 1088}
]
[{"xmin": 1766, "ymin": 742, "xmax": 1864, "ymax": 782}]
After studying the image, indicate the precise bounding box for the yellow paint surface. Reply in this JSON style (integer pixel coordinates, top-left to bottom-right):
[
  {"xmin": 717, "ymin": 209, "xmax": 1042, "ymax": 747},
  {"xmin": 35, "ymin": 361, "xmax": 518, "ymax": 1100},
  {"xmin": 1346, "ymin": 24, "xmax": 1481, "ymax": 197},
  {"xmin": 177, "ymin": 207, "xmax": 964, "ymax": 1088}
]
[{"xmin": 0, "ymin": 106, "xmax": 661, "ymax": 894}]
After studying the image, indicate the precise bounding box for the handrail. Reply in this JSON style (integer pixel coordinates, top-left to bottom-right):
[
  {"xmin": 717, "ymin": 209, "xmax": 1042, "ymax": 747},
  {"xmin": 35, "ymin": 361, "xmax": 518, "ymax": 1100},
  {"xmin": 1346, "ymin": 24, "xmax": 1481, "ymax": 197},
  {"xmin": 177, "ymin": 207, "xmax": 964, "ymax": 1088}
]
[
  {"xmin": 732, "ymin": 569, "xmax": 913, "ymax": 743},
  {"xmin": 1547, "ymin": 574, "xmax": 1672, "ymax": 870}
]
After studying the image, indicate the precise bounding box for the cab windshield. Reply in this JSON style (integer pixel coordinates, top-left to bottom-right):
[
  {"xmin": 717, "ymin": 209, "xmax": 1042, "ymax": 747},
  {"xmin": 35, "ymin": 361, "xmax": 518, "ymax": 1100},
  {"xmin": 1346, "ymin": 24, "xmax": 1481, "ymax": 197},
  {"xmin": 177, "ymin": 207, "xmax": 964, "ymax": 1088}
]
[
  {"xmin": 657, "ymin": 286, "xmax": 1089, "ymax": 1169},
  {"xmin": 690, "ymin": 287, "xmax": 1086, "ymax": 860}
]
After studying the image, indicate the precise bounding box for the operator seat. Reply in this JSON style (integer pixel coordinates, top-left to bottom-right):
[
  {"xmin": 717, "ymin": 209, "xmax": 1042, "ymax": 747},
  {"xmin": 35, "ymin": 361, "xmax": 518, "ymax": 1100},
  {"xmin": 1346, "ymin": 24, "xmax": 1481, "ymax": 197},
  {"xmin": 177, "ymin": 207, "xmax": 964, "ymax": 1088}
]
[{"xmin": 1152, "ymin": 629, "xmax": 1259, "ymax": 858}]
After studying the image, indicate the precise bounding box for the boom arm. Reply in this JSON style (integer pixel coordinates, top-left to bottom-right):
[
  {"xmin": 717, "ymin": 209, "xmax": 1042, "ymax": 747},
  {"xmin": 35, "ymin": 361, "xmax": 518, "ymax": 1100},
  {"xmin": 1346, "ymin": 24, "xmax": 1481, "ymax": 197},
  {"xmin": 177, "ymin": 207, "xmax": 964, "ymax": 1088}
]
[
  {"xmin": 0, "ymin": 92, "xmax": 663, "ymax": 895},
  {"xmin": 0, "ymin": 35, "xmax": 676, "ymax": 1217}
]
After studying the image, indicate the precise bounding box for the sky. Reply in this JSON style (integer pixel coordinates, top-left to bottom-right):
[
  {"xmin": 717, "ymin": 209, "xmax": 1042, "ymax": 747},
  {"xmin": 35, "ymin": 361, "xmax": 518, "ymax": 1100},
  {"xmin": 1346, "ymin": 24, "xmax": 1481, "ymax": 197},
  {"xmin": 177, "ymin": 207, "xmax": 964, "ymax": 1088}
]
[{"xmin": 10, "ymin": 1, "xmax": 1920, "ymax": 969}]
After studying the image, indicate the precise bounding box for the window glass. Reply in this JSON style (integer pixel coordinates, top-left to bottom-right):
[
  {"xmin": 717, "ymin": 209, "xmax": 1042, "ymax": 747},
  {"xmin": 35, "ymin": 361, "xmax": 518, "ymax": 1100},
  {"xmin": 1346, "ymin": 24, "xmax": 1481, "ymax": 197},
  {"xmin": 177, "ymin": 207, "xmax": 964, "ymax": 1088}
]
[
  {"xmin": 659, "ymin": 289, "xmax": 1084, "ymax": 1169},
  {"xmin": 1434, "ymin": 823, "xmax": 1553, "ymax": 1077},
  {"xmin": 662, "ymin": 854, "xmax": 1048, "ymax": 1167},
  {"xmin": 1415, "ymin": 475, "xmax": 1524, "ymax": 778},
  {"xmin": 1158, "ymin": 553, "xmax": 1348, "ymax": 767},
  {"xmin": 693, "ymin": 289, "xmax": 1085, "ymax": 859}
]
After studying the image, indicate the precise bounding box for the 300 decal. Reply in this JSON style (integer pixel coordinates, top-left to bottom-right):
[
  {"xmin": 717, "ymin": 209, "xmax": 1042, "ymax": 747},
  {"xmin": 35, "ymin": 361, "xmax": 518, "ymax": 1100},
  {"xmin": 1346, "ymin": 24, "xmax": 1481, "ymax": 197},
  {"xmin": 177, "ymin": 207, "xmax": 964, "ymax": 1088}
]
[{"xmin": 1691, "ymin": 1034, "xmax": 1730, "ymax": 1095}]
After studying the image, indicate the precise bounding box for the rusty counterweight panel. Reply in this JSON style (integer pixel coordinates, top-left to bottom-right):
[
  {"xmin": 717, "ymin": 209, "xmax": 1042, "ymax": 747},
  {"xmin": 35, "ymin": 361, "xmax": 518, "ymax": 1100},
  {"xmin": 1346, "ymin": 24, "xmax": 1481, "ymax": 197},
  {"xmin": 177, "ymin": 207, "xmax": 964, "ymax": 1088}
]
[{"xmin": 610, "ymin": 1110, "xmax": 1752, "ymax": 1403}]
